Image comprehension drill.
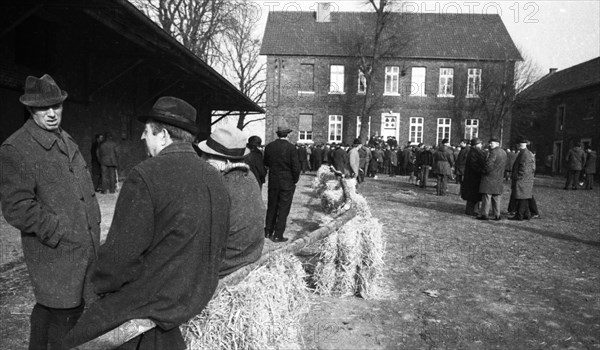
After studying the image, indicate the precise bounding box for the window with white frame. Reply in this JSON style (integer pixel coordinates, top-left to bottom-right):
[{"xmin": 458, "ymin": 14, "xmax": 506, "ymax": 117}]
[
  {"xmin": 298, "ymin": 114, "xmax": 313, "ymax": 142},
  {"xmin": 437, "ymin": 118, "xmax": 451, "ymax": 145},
  {"xmin": 329, "ymin": 65, "xmax": 345, "ymax": 93},
  {"xmin": 384, "ymin": 66, "xmax": 400, "ymax": 95},
  {"xmin": 409, "ymin": 117, "xmax": 423, "ymax": 143},
  {"xmin": 464, "ymin": 119, "xmax": 479, "ymax": 139},
  {"xmin": 467, "ymin": 68, "xmax": 481, "ymax": 97},
  {"xmin": 328, "ymin": 115, "xmax": 343, "ymax": 142},
  {"xmin": 410, "ymin": 67, "xmax": 426, "ymax": 96},
  {"xmin": 357, "ymin": 70, "xmax": 367, "ymax": 94},
  {"xmin": 438, "ymin": 68, "xmax": 454, "ymax": 97},
  {"xmin": 300, "ymin": 64, "xmax": 314, "ymax": 92}
]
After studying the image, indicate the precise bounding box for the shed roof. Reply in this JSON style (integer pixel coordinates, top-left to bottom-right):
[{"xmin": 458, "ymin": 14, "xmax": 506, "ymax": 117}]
[
  {"xmin": 261, "ymin": 11, "xmax": 522, "ymax": 61},
  {"xmin": 520, "ymin": 57, "xmax": 600, "ymax": 99}
]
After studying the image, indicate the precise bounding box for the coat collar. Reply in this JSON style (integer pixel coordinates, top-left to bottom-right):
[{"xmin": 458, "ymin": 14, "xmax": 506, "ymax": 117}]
[
  {"xmin": 157, "ymin": 142, "xmax": 196, "ymax": 156},
  {"xmin": 24, "ymin": 118, "xmax": 62, "ymax": 150}
]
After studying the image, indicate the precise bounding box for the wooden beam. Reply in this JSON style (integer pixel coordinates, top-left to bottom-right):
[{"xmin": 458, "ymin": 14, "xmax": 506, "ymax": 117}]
[
  {"xmin": 0, "ymin": 5, "xmax": 43, "ymax": 39},
  {"xmin": 88, "ymin": 59, "xmax": 144, "ymax": 98},
  {"xmin": 135, "ymin": 79, "xmax": 181, "ymax": 110}
]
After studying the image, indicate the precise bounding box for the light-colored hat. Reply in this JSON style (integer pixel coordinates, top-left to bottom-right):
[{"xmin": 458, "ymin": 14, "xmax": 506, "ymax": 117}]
[{"xmin": 199, "ymin": 127, "xmax": 250, "ymax": 160}]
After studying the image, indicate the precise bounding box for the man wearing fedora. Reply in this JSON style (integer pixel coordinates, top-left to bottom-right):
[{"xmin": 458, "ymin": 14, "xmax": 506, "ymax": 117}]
[
  {"xmin": 263, "ymin": 126, "xmax": 301, "ymax": 242},
  {"xmin": 461, "ymin": 138, "xmax": 486, "ymax": 216},
  {"xmin": 199, "ymin": 127, "xmax": 265, "ymax": 277},
  {"xmin": 63, "ymin": 96, "xmax": 231, "ymax": 349},
  {"xmin": 509, "ymin": 138, "xmax": 536, "ymax": 220},
  {"xmin": 0, "ymin": 74, "xmax": 101, "ymax": 349},
  {"xmin": 478, "ymin": 137, "xmax": 507, "ymax": 220}
]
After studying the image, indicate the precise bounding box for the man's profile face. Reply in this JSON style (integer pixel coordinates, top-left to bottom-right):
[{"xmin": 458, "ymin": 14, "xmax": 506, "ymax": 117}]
[
  {"xmin": 141, "ymin": 123, "xmax": 163, "ymax": 157},
  {"xmin": 30, "ymin": 103, "xmax": 63, "ymax": 131}
]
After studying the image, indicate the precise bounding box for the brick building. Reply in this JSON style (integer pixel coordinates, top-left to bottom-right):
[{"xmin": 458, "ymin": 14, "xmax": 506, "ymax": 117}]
[
  {"xmin": 513, "ymin": 57, "xmax": 600, "ymax": 174},
  {"xmin": 260, "ymin": 8, "xmax": 522, "ymax": 146},
  {"xmin": 1, "ymin": 0, "xmax": 262, "ymax": 177}
]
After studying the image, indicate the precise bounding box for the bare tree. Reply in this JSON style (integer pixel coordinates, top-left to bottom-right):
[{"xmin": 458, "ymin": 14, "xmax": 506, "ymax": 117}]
[
  {"xmin": 351, "ymin": 0, "xmax": 409, "ymax": 142},
  {"xmin": 132, "ymin": 0, "xmax": 240, "ymax": 66}
]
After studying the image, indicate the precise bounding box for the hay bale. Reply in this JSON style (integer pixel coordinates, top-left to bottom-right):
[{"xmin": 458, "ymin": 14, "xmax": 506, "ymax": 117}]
[
  {"xmin": 356, "ymin": 217, "xmax": 384, "ymax": 299},
  {"xmin": 320, "ymin": 187, "xmax": 345, "ymax": 213},
  {"xmin": 313, "ymin": 232, "xmax": 338, "ymax": 295},
  {"xmin": 182, "ymin": 254, "xmax": 309, "ymax": 350}
]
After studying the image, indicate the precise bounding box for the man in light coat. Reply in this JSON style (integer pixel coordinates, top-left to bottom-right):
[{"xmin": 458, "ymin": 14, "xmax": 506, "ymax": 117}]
[
  {"xmin": 478, "ymin": 137, "xmax": 507, "ymax": 220},
  {"xmin": 583, "ymin": 146, "xmax": 596, "ymax": 190},
  {"xmin": 509, "ymin": 139, "xmax": 536, "ymax": 220},
  {"xmin": 564, "ymin": 142, "xmax": 585, "ymax": 190},
  {"xmin": 433, "ymin": 138, "xmax": 455, "ymax": 196},
  {"xmin": 0, "ymin": 74, "xmax": 101, "ymax": 349}
]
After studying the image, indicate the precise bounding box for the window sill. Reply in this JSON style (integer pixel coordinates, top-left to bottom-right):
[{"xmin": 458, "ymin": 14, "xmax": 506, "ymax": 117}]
[
  {"xmin": 298, "ymin": 91, "xmax": 315, "ymax": 95},
  {"xmin": 437, "ymin": 94, "xmax": 455, "ymax": 98},
  {"xmin": 357, "ymin": 92, "xmax": 366, "ymax": 95},
  {"xmin": 383, "ymin": 93, "xmax": 401, "ymax": 96},
  {"xmin": 466, "ymin": 95, "xmax": 479, "ymax": 99},
  {"xmin": 328, "ymin": 91, "xmax": 345, "ymax": 95},
  {"xmin": 409, "ymin": 94, "xmax": 427, "ymax": 97}
]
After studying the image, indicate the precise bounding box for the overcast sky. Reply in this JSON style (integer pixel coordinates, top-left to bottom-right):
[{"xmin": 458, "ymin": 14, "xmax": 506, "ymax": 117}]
[{"xmin": 251, "ymin": 0, "xmax": 600, "ymax": 72}]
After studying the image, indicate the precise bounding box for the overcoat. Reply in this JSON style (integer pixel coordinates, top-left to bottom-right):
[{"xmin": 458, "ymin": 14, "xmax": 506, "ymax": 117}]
[
  {"xmin": 97, "ymin": 139, "xmax": 119, "ymax": 167},
  {"xmin": 63, "ymin": 142, "xmax": 230, "ymax": 347},
  {"xmin": 0, "ymin": 119, "xmax": 101, "ymax": 308},
  {"xmin": 461, "ymin": 147, "xmax": 486, "ymax": 202},
  {"xmin": 480, "ymin": 147, "xmax": 507, "ymax": 194},
  {"xmin": 566, "ymin": 147, "xmax": 585, "ymax": 170},
  {"xmin": 511, "ymin": 148, "xmax": 535, "ymax": 199},
  {"xmin": 263, "ymin": 138, "xmax": 301, "ymax": 188},
  {"xmin": 455, "ymin": 146, "xmax": 470, "ymax": 176},
  {"xmin": 584, "ymin": 151, "xmax": 597, "ymax": 174},
  {"xmin": 332, "ymin": 147, "xmax": 350, "ymax": 174},
  {"xmin": 433, "ymin": 145, "xmax": 455, "ymax": 176},
  {"xmin": 244, "ymin": 148, "xmax": 266, "ymax": 186}
]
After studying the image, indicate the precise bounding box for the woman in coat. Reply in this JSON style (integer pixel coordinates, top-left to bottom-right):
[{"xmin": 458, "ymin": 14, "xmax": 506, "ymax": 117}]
[{"xmin": 461, "ymin": 138, "xmax": 485, "ymax": 215}]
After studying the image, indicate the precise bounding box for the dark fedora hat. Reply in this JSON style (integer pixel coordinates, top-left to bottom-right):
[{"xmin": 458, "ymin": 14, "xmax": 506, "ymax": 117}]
[
  {"xmin": 489, "ymin": 137, "xmax": 500, "ymax": 143},
  {"xmin": 276, "ymin": 126, "xmax": 292, "ymax": 135},
  {"xmin": 138, "ymin": 96, "xmax": 198, "ymax": 134},
  {"xmin": 199, "ymin": 127, "xmax": 250, "ymax": 160},
  {"xmin": 470, "ymin": 137, "xmax": 482, "ymax": 146},
  {"xmin": 19, "ymin": 74, "xmax": 68, "ymax": 107},
  {"xmin": 517, "ymin": 138, "xmax": 530, "ymax": 144},
  {"xmin": 353, "ymin": 138, "xmax": 362, "ymax": 145}
]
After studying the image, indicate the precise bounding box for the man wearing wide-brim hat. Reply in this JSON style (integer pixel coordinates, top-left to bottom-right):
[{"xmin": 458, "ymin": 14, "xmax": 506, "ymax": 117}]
[
  {"xmin": 0, "ymin": 74, "xmax": 101, "ymax": 349},
  {"xmin": 64, "ymin": 96, "xmax": 231, "ymax": 349},
  {"xmin": 263, "ymin": 125, "xmax": 301, "ymax": 242},
  {"xmin": 198, "ymin": 127, "xmax": 265, "ymax": 277}
]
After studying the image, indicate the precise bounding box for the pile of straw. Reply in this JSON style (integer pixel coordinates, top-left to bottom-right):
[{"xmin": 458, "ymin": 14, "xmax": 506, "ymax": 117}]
[
  {"xmin": 313, "ymin": 166, "xmax": 347, "ymax": 213},
  {"xmin": 182, "ymin": 254, "xmax": 310, "ymax": 350},
  {"xmin": 313, "ymin": 216, "xmax": 384, "ymax": 299}
]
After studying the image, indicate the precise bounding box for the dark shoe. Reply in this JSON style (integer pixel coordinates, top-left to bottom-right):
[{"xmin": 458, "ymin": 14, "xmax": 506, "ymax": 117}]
[
  {"xmin": 271, "ymin": 236, "xmax": 288, "ymax": 243},
  {"xmin": 508, "ymin": 216, "xmax": 522, "ymax": 221},
  {"xmin": 264, "ymin": 229, "xmax": 273, "ymax": 238},
  {"xmin": 493, "ymin": 216, "xmax": 502, "ymax": 221},
  {"xmin": 563, "ymin": 187, "xmax": 569, "ymax": 190},
  {"xmin": 476, "ymin": 216, "xmax": 489, "ymax": 220}
]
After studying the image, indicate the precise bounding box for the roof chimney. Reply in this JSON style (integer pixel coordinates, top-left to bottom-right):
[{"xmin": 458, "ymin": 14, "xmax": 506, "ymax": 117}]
[
  {"xmin": 316, "ymin": 3, "xmax": 331, "ymax": 23},
  {"xmin": 549, "ymin": 68, "xmax": 558, "ymax": 74}
]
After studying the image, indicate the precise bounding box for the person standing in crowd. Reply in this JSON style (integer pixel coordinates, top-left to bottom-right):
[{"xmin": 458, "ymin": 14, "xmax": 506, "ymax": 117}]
[
  {"xmin": 264, "ymin": 126, "xmax": 301, "ymax": 243},
  {"xmin": 64, "ymin": 96, "xmax": 230, "ymax": 349},
  {"xmin": 478, "ymin": 137, "xmax": 507, "ymax": 220},
  {"xmin": 461, "ymin": 138, "xmax": 486, "ymax": 216},
  {"xmin": 349, "ymin": 138, "xmax": 362, "ymax": 183},
  {"xmin": 199, "ymin": 127, "xmax": 265, "ymax": 277},
  {"xmin": 418, "ymin": 145, "xmax": 434, "ymax": 188},
  {"xmin": 297, "ymin": 144, "xmax": 308, "ymax": 174},
  {"xmin": 91, "ymin": 133, "xmax": 104, "ymax": 191},
  {"xmin": 433, "ymin": 138, "xmax": 455, "ymax": 196},
  {"xmin": 505, "ymin": 148, "xmax": 518, "ymax": 181},
  {"xmin": 98, "ymin": 131, "xmax": 119, "ymax": 193},
  {"xmin": 564, "ymin": 142, "xmax": 585, "ymax": 190},
  {"xmin": 358, "ymin": 142, "xmax": 369, "ymax": 182},
  {"xmin": 244, "ymin": 135, "xmax": 266, "ymax": 189},
  {"xmin": 509, "ymin": 139, "xmax": 536, "ymax": 221},
  {"xmin": 583, "ymin": 146, "xmax": 596, "ymax": 189},
  {"xmin": 0, "ymin": 74, "xmax": 101, "ymax": 350},
  {"xmin": 313, "ymin": 144, "xmax": 323, "ymax": 170},
  {"xmin": 373, "ymin": 145, "xmax": 384, "ymax": 175},
  {"xmin": 332, "ymin": 142, "xmax": 350, "ymax": 176},
  {"xmin": 455, "ymin": 139, "xmax": 470, "ymax": 190}
]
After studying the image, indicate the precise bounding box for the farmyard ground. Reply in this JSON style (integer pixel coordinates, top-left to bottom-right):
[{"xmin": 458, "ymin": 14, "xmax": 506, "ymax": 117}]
[{"xmin": 1, "ymin": 174, "xmax": 599, "ymax": 349}]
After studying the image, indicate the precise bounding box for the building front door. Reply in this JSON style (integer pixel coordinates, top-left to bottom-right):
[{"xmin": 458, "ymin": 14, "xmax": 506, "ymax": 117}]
[{"xmin": 380, "ymin": 113, "xmax": 400, "ymax": 142}]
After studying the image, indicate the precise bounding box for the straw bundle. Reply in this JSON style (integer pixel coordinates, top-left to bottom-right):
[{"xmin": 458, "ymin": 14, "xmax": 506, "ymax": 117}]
[
  {"xmin": 312, "ymin": 165, "xmax": 338, "ymax": 195},
  {"xmin": 312, "ymin": 216, "xmax": 384, "ymax": 299},
  {"xmin": 320, "ymin": 187, "xmax": 345, "ymax": 213},
  {"xmin": 182, "ymin": 254, "xmax": 310, "ymax": 350}
]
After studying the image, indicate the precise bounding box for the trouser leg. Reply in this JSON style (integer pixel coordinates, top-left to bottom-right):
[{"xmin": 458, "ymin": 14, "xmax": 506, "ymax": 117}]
[
  {"xmin": 507, "ymin": 192, "xmax": 516, "ymax": 213},
  {"xmin": 265, "ymin": 186, "xmax": 280, "ymax": 234},
  {"xmin": 49, "ymin": 302, "xmax": 85, "ymax": 350},
  {"xmin": 30, "ymin": 303, "xmax": 52, "ymax": 350},
  {"xmin": 491, "ymin": 194, "xmax": 501, "ymax": 219},
  {"xmin": 515, "ymin": 199, "xmax": 531, "ymax": 219},
  {"xmin": 465, "ymin": 201, "xmax": 477, "ymax": 215},
  {"xmin": 529, "ymin": 196, "xmax": 539, "ymax": 215},
  {"xmin": 480, "ymin": 193, "xmax": 492, "ymax": 217},
  {"xmin": 274, "ymin": 186, "xmax": 295, "ymax": 238}
]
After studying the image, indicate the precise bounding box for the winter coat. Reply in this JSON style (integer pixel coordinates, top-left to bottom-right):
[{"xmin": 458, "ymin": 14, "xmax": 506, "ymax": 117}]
[
  {"xmin": 506, "ymin": 151, "xmax": 518, "ymax": 172},
  {"xmin": 566, "ymin": 147, "xmax": 585, "ymax": 171},
  {"xmin": 0, "ymin": 119, "xmax": 101, "ymax": 308},
  {"xmin": 511, "ymin": 148, "xmax": 535, "ymax": 199},
  {"xmin": 264, "ymin": 138, "xmax": 301, "ymax": 189},
  {"xmin": 244, "ymin": 148, "xmax": 266, "ymax": 186},
  {"xmin": 419, "ymin": 149, "xmax": 434, "ymax": 167},
  {"xmin": 390, "ymin": 149, "xmax": 398, "ymax": 166},
  {"xmin": 373, "ymin": 148, "xmax": 384, "ymax": 163},
  {"xmin": 433, "ymin": 145, "xmax": 455, "ymax": 176},
  {"xmin": 358, "ymin": 147, "xmax": 368, "ymax": 168},
  {"xmin": 455, "ymin": 146, "xmax": 470, "ymax": 175},
  {"xmin": 349, "ymin": 147, "xmax": 360, "ymax": 176},
  {"xmin": 97, "ymin": 139, "xmax": 118, "ymax": 167},
  {"xmin": 479, "ymin": 147, "xmax": 507, "ymax": 195},
  {"xmin": 63, "ymin": 142, "xmax": 230, "ymax": 347},
  {"xmin": 332, "ymin": 147, "xmax": 350, "ymax": 174},
  {"xmin": 219, "ymin": 163, "xmax": 265, "ymax": 277},
  {"xmin": 461, "ymin": 147, "xmax": 486, "ymax": 202},
  {"xmin": 584, "ymin": 151, "xmax": 596, "ymax": 174}
]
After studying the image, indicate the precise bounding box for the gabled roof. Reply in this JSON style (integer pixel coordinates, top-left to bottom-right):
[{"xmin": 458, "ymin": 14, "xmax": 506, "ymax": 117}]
[
  {"xmin": 520, "ymin": 57, "xmax": 600, "ymax": 99},
  {"xmin": 261, "ymin": 11, "xmax": 522, "ymax": 61}
]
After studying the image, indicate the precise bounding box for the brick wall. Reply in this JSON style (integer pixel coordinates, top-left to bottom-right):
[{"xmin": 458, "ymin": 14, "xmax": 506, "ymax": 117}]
[{"xmin": 264, "ymin": 55, "xmax": 515, "ymax": 147}]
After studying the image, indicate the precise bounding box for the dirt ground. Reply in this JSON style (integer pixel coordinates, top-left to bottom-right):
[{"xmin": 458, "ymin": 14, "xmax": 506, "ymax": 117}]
[{"xmin": 1, "ymin": 173, "xmax": 599, "ymax": 349}]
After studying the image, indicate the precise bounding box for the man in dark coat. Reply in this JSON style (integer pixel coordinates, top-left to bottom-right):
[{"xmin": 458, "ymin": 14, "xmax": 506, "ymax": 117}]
[
  {"xmin": 455, "ymin": 139, "xmax": 470, "ymax": 189},
  {"xmin": 91, "ymin": 133, "xmax": 104, "ymax": 191},
  {"xmin": 297, "ymin": 144, "xmax": 308, "ymax": 174},
  {"xmin": 200, "ymin": 127, "xmax": 265, "ymax": 277},
  {"xmin": 433, "ymin": 139, "xmax": 455, "ymax": 196},
  {"xmin": 478, "ymin": 137, "xmax": 507, "ymax": 220},
  {"xmin": 0, "ymin": 74, "xmax": 101, "ymax": 349},
  {"xmin": 244, "ymin": 135, "xmax": 267, "ymax": 189},
  {"xmin": 583, "ymin": 146, "xmax": 596, "ymax": 189},
  {"xmin": 97, "ymin": 131, "xmax": 119, "ymax": 193},
  {"xmin": 63, "ymin": 97, "xmax": 231, "ymax": 350},
  {"xmin": 509, "ymin": 139, "xmax": 536, "ymax": 220},
  {"xmin": 418, "ymin": 145, "xmax": 434, "ymax": 188},
  {"xmin": 264, "ymin": 126, "xmax": 301, "ymax": 242},
  {"xmin": 313, "ymin": 144, "xmax": 323, "ymax": 170},
  {"xmin": 332, "ymin": 143, "xmax": 350, "ymax": 176},
  {"xmin": 461, "ymin": 138, "xmax": 485, "ymax": 216},
  {"xmin": 564, "ymin": 143, "xmax": 585, "ymax": 190}
]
